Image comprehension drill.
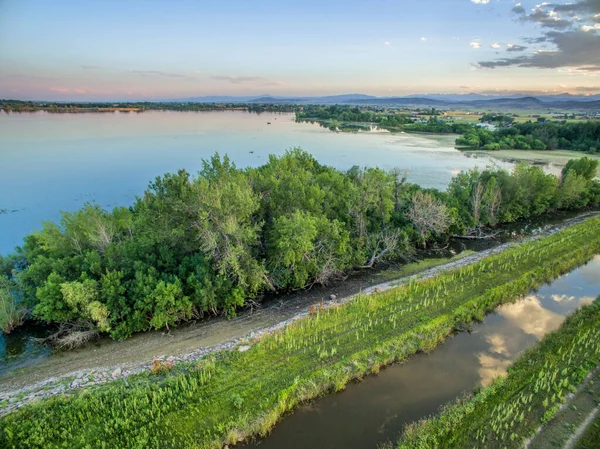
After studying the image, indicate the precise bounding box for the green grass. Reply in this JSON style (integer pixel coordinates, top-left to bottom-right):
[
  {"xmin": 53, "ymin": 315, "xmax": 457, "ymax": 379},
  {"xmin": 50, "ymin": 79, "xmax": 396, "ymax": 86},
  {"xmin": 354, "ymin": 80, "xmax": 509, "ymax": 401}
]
[
  {"xmin": 528, "ymin": 368, "xmax": 600, "ymax": 448},
  {"xmin": 396, "ymin": 298, "xmax": 600, "ymax": 449},
  {"xmin": 575, "ymin": 411, "xmax": 600, "ymax": 449},
  {"xmin": 377, "ymin": 251, "xmax": 476, "ymax": 281},
  {"xmin": 2, "ymin": 219, "xmax": 600, "ymax": 449}
]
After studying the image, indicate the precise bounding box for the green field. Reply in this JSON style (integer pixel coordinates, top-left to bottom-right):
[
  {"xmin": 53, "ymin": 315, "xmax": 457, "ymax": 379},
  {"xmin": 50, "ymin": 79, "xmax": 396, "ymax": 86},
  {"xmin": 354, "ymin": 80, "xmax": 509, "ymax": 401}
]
[{"xmin": 2, "ymin": 219, "xmax": 600, "ymax": 449}]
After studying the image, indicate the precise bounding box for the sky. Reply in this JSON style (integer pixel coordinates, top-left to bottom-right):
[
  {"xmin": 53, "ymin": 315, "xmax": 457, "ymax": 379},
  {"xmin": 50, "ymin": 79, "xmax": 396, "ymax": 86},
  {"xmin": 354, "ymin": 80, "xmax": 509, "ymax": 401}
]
[{"xmin": 0, "ymin": 0, "xmax": 599, "ymax": 100}]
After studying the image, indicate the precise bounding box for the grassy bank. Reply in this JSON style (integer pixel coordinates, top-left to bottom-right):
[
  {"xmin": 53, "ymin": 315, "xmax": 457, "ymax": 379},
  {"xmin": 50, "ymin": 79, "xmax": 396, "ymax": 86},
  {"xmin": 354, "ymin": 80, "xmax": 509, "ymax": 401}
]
[
  {"xmin": 396, "ymin": 298, "xmax": 600, "ymax": 449},
  {"xmin": 527, "ymin": 367, "xmax": 600, "ymax": 448},
  {"xmin": 2, "ymin": 219, "xmax": 600, "ymax": 449},
  {"xmin": 575, "ymin": 411, "xmax": 600, "ymax": 449}
]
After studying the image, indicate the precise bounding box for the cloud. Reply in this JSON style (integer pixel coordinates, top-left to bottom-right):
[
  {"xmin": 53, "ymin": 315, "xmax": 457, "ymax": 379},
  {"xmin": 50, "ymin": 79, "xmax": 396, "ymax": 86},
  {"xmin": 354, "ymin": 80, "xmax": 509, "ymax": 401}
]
[
  {"xmin": 211, "ymin": 75, "xmax": 282, "ymax": 86},
  {"xmin": 515, "ymin": 5, "xmax": 573, "ymax": 29},
  {"xmin": 491, "ymin": 42, "xmax": 501, "ymax": 49},
  {"xmin": 49, "ymin": 87, "xmax": 70, "ymax": 94},
  {"xmin": 128, "ymin": 69, "xmax": 186, "ymax": 78},
  {"xmin": 512, "ymin": 3, "xmax": 526, "ymax": 15},
  {"xmin": 507, "ymin": 44, "xmax": 528, "ymax": 52},
  {"xmin": 479, "ymin": 1, "xmax": 600, "ymax": 72},
  {"xmin": 479, "ymin": 28, "xmax": 600, "ymax": 71},
  {"xmin": 80, "ymin": 65, "xmax": 102, "ymax": 70},
  {"xmin": 384, "ymin": 41, "xmax": 391, "ymax": 45},
  {"xmin": 471, "ymin": 0, "xmax": 491, "ymax": 4},
  {"xmin": 74, "ymin": 88, "xmax": 87, "ymax": 94},
  {"xmin": 470, "ymin": 41, "xmax": 482, "ymax": 48},
  {"xmin": 420, "ymin": 37, "xmax": 427, "ymax": 41}
]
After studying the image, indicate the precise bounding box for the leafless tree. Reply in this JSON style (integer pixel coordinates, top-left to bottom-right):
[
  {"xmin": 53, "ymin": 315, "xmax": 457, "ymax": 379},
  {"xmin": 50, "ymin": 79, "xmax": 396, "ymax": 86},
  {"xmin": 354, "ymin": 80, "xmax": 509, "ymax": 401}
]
[
  {"xmin": 471, "ymin": 180, "xmax": 484, "ymax": 225},
  {"xmin": 408, "ymin": 191, "xmax": 452, "ymax": 248},
  {"xmin": 359, "ymin": 228, "xmax": 405, "ymax": 268}
]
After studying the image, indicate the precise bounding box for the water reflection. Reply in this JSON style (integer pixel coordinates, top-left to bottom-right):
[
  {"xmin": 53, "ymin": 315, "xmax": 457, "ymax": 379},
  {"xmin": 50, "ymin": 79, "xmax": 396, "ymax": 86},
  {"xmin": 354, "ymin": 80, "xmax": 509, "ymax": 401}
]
[
  {"xmin": 498, "ymin": 295, "xmax": 563, "ymax": 340},
  {"xmin": 243, "ymin": 257, "xmax": 600, "ymax": 449}
]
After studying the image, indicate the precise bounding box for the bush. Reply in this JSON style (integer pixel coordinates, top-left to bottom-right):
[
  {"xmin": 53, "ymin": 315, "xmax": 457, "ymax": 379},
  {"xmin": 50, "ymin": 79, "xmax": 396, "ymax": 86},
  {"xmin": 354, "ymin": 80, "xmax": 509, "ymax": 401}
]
[{"xmin": 0, "ymin": 275, "xmax": 26, "ymax": 334}]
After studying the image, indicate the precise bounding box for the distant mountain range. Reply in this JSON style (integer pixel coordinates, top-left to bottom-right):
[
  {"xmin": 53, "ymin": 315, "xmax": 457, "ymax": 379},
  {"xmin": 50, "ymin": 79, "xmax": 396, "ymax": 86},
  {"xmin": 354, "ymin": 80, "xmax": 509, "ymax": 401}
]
[{"xmin": 171, "ymin": 93, "xmax": 600, "ymax": 110}]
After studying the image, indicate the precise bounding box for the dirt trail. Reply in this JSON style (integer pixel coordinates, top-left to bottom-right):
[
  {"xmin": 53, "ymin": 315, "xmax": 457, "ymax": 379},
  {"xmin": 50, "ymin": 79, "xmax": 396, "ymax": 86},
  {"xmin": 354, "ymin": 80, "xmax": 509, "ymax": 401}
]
[{"xmin": 1, "ymin": 212, "xmax": 597, "ymax": 409}]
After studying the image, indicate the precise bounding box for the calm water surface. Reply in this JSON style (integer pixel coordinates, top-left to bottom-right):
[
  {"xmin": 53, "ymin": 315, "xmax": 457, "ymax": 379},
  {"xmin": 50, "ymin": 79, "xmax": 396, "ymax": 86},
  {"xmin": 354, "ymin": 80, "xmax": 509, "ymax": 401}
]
[
  {"xmin": 0, "ymin": 110, "xmax": 521, "ymax": 255},
  {"xmin": 243, "ymin": 256, "xmax": 600, "ymax": 449}
]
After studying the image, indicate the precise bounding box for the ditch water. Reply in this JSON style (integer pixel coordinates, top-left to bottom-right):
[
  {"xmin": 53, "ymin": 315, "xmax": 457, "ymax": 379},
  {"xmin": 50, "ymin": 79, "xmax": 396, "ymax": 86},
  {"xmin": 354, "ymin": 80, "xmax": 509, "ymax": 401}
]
[{"xmin": 242, "ymin": 255, "xmax": 600, "ymax": 449}]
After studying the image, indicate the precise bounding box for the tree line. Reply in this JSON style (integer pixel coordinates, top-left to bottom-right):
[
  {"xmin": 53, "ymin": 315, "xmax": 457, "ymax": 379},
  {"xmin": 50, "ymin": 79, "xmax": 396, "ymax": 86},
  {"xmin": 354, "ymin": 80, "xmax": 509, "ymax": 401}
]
[
  {"xmin": 456, "ymin": 121, "xmax": 600, "ymax": 152},
  {"xmin": 0, "ymin": 100, "xmax": 297, "ymax": 114},
  {"xmin": 1, "ymin": 151, "xmax": 599, "ymax": 339}
]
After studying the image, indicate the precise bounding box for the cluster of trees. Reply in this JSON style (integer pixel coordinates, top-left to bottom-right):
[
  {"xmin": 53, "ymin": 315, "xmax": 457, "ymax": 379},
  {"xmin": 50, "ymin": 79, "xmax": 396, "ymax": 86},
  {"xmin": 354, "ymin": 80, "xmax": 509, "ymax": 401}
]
[
  {"xmin": 457, "ymin": 121, "xmax": 600, "ymax": 152},
  {"xmin": 1, "ymin": 151, "xmax": 598, "ymax": 339},
  {"xmin": 296, "ymin": 105, "xmax": 387, "ymax": 123}
]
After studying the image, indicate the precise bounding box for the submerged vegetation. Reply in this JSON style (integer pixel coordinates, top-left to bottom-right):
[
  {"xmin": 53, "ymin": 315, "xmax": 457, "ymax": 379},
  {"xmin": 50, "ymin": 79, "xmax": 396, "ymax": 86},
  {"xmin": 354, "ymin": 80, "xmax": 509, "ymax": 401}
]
[
  {"xmin": 1, "ymin": 150, "xmax": 599, "ymax": 341},
  {"xmin": 1, "ymin": 218, "xmax": 599, "ymax": 448},
  {"xmin": 396, "ymin": 296, "xmax": 600, "ymax": 449}
]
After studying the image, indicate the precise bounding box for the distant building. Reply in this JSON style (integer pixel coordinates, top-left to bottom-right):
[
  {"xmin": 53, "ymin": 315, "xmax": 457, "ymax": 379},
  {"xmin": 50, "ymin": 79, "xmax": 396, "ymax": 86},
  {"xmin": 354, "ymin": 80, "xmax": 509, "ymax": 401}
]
[{"xmin": 476, "ymin": 123, "xmax": 497, "ymax": 131}]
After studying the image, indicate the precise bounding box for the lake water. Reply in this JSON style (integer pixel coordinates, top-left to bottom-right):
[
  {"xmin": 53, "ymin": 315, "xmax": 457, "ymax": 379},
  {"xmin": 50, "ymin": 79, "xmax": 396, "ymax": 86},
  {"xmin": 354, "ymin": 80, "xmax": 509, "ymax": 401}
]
[
  {"xmin": 0, "ymin": 110, "xmax": 518, "ymax": 255},
  {"xmin": 242, "ymin": 255, "xmax": 600, "ymax": 449}
]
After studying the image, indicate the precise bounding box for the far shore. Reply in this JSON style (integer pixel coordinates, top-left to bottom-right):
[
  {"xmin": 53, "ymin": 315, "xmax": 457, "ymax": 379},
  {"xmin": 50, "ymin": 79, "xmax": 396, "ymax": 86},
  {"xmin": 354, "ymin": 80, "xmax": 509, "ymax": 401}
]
[{"xmin": 462, "ymin": 148, "xmax": 600, "ymax": 176}]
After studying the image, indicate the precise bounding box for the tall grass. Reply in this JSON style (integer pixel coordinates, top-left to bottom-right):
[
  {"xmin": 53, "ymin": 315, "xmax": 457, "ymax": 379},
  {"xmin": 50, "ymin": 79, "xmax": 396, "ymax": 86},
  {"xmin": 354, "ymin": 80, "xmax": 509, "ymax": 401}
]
[
  {"xmin": 1, "ymin": 218, "xmax": 600, "ymax": 449},
  {"xmin": 397, "ymin": 298, "xmax": 600, "ymax": 449}
]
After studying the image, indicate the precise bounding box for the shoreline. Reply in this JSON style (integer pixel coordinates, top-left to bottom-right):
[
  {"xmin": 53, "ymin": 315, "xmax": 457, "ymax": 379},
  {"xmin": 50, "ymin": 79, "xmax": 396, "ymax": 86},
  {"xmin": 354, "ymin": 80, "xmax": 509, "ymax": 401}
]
[{"xmin": 463, "ymin": 148, "xmax": 600, "ymax": 175}]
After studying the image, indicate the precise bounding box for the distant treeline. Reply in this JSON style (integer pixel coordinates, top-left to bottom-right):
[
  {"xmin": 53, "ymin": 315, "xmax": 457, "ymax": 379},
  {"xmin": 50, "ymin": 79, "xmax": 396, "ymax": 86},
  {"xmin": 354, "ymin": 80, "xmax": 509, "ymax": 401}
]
[
  {"xmin": 297, "ymin": 105, "xmax": 600, "ymax": 153},
  {"xmin": 0, "ymin": 99, "xmax": 297, "ymax": 113},
  {"xmin": 456, "ymin": 121, "xmax": 600, "ymax": 153},
  {"xmin": 1, "ymin": 150, "xmax": 599, "ymax": 339},
  {"xmin": 295, "ymin": 105, "xmax": 472, "ymax": 134}
]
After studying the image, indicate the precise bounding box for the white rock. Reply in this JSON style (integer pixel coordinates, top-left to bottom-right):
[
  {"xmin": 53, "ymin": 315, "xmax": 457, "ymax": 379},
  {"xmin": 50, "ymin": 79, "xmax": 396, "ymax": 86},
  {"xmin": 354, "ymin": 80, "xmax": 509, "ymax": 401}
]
[
  {"xmin": 238, "ymin": 345, "xmax": 251, "ymax": 352},
  {"xmin": 111, "ymin": 368, "xmax": 122, "ymax": 377}
]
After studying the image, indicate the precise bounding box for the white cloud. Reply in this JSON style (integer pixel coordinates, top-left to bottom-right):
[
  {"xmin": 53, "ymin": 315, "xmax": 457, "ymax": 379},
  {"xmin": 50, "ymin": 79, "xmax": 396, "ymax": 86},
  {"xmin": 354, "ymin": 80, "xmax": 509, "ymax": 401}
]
[
  {"xmin": 384, "ymin": 41, "xmax": 391, "ymax": 45},
  {"xmin": 470, "ymin": 41, "xmax": 482, "ymax": 48},
  {"xmin": 582, "ymin": 23, "xmax": 600, "ymax": 31},
  {"xmin": 421, "ymin": 37, "xmax": 427, "ymax": 41},
  {"xmin": 471, "ymin": 0, "xmax": 491, "ymax": 4},
  {"xmin": 491, "ymin": 42, "xmax": 501, "ymax": 48}
]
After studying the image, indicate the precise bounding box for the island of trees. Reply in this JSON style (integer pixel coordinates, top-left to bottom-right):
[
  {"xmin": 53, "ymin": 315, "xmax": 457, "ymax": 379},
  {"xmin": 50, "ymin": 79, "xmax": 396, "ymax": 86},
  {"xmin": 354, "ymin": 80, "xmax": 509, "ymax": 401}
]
[{"xmin": 1, "ymin": 150, "xmax": 598, "ymax": 343}]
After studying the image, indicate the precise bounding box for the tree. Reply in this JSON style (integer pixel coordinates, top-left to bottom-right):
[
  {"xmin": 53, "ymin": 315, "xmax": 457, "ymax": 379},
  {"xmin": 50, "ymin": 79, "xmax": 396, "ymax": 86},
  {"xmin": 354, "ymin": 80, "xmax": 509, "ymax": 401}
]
[
  {"xmin": 191, "ymin": 154, "xmax": 265, "ymax": 297},
  {"xmin": 562, "ymin": 157, "xmax": 599, "ymax": 181},
  {"xmin": 0, "ymin": 275, "xmax": 26, "ymax": 334},
  {"xmin": 408, "ymin": 191, "xmax": 452, "ymax": 247},
  {"xmin": 267, "ymin": 211, "xmax": 350, "ymax": 288}
]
